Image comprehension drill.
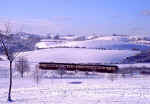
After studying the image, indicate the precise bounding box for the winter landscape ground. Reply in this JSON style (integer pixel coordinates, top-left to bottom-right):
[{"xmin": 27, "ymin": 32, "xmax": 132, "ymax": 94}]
[
  {"xmin": 1, "ymin": 67, "xmax": 150, "ymax": 104},
  {"xmin": 1, "ymin": 1, "xmax": 150, "ymax": 103},
  {"xmin": 1, "ymin": 35, "xmax": 150, "ymax": 104}
]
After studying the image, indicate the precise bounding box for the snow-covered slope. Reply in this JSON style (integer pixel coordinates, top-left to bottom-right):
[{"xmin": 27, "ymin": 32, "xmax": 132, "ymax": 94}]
[
  {"xmin": 35, "ymin": 36, "xmax": 150, "ymax": 51},
  {"xmin": 19, "ymin": 48, "xmax": 139, "ymax": 64},
  {"xmin": 61, "ymin": 39, "xmax": 149, "ymax": 50}
]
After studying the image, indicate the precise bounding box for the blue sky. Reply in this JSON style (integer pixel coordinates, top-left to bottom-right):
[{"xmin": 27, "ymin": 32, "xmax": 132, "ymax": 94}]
[{"xmin": 0, "ymin": 0, "xmax": 150, "ymax": 35}]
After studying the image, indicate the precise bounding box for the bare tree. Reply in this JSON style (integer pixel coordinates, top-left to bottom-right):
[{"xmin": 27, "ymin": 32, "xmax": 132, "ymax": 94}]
[
  {"xmin": 15, "ymin": 56, "xmax": 30, "ymax": 78},
  {"xmin": 1, "ymin": 41, "xmax": 14, "ymax": 101},
  {"xmin": 0, "ymin": 22, "xmax": 34, "ymax": 101},
  {"xmin": 0, "ymin": 22, "xmax": 14, "ymax": 101},
  {"xmin": 33, "ymin": 64, "xmax": 43, "ymax": 85}
]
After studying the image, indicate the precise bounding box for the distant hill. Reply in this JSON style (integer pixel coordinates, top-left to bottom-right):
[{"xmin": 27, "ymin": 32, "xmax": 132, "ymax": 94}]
[
  {"xmin": 123, "ymin": 51, "xmax": 150, "ymax": 63},
  {"xmin": 0, "ymin": 32, "xmax": 41, "ymax": 54},
  {"xmin": 36, "ymin": 35, "xmax": 150, "ymax": 51}
]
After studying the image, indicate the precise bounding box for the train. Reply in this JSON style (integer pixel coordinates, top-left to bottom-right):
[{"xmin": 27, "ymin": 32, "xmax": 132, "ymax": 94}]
[{"xmin": 39, "ymin": 62, "xmax": 118, "ymax": 73}]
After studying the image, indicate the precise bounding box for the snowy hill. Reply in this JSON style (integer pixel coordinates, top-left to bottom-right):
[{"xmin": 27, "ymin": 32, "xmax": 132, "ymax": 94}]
[
  {"xmin": 35, "ymin": 35, "xmax": 150, "ymax": 51},
  {"xmin": 19, "ymin": 48, "xmax": 139, "ymax": 64},
  {"xmin": 123, "ymin": 51, "xmax": 150, "ymax": 63}
]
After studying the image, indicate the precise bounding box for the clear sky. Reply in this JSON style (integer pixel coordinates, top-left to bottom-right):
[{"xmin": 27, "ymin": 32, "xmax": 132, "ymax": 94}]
[{"xmin": 0, "ymin": 0, "xmax": 150, "ymax": 35}]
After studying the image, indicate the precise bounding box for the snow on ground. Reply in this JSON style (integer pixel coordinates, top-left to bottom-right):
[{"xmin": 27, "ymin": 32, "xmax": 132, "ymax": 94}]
[
  {"xmin": 133, "ymin": 40, "xmax": 150, "ymax": 45},
  {"xmin": 60, "ymin": 39, "xmax": 150, "ymax": 50},
  {"xmin": 0, "ymin": 47, "xmax": 139, "ymax": 78},
  {"xmin": 35, "ymin": 36, "xmax": 150, "ymax": 51},
  {"xmin": 1, "ymin": 74, "xmax": 150, "ymax": 104},
  {"xmin": 95, "ymin": 36, "xmax": 129, "ymax": 41},
  {"xmin": 18, "ymin": 48, "xmax": 139, "ymax": 64},
  {"xmin": 35, "ymin": 40, "xmax": 66, "ymax": 49},
  {"xmin": 0, "ymin": 47, "xmax": 150, "ymax": 104},
  {"xmin": 117, "ymin": 63, "xmax": 150, "ymax": 68}
]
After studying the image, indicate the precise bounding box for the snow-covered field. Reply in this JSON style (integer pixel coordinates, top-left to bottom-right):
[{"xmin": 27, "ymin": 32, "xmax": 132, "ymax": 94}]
[
  {"xmin": 0, "ymin": 35, "xmax": 150, "ymax": 104},
  {"xmin": 58, "ymin": 39, "xmax": 150, "ymax": 50},
  {"xmin": 35, "ymin": 36, "xmax": 150, "ymax": 51},
  {"xmin": 117, "ymin": 63, "xmax": 150, "ymax": 68},
  {"xmin": 19, "ymin": 48, "xmax": 139, "ymax": 64},
  {"xmin": 1, "ymin": 74, "xmax": 150, "ymax": 104}
]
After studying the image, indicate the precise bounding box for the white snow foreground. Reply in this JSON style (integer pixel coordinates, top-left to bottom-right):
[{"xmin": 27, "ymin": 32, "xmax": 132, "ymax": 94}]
[{"xmin": 1, "ymin": 75, "xmax": 150, "ymax": 104}]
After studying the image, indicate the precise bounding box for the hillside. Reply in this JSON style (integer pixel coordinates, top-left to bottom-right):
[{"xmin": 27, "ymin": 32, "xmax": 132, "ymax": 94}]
[
  {"xmin": 35, "ymin": 35, "xmax": 150, "ymax": 51},
  {"xmin": 18, "ymin": 48, "xmax": 139, "ymax": 64},
  {"xmin": 0, "ymin": 33, "xmax": 41, "ymax": 54},
  {"xmin": 123, "ymin": 51, "xmax": 150, "ymax": 63}
]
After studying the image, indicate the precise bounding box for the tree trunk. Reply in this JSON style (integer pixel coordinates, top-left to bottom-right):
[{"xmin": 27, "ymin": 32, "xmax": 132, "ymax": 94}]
[
  {"xmin": 21, "ymin": 58, "xmax": 23, "ymax": 78},
  {"xmin": 8, "ymin": 61, "xmax": 13, "ymax": 101},
  {"xmin": 21, "ymin": 70, "xmax": 23, "ymax": 78}
]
